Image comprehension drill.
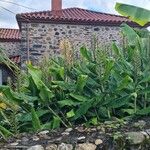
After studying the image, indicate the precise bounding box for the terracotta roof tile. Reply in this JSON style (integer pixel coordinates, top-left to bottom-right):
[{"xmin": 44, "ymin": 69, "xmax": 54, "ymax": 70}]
[
  {"xmin": 9, "ymin": 55, "xmax": 21, "ymax": 64},
  {"xmin": 16, "ymin": 8, "xmax": 140, "ymax": 27},
  {"xmin": 0, "ymin": 28, "xmax": 21, "ymax": 42}
]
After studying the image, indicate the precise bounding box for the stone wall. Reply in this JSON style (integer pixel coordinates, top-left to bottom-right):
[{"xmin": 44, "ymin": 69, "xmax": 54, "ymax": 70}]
[
  {"xmin": 0, "ymin": 41, "xmax": 20, "ymax": 56},
  {"xmin": 21, "ymin": 23, "xmax": 124, "ymax": 64},
  {"xmin": 0, "ymin": 65, "xmax": 13, "ymax": 84},
  {"xmin": 1, "ymin": 125, "xmax": 150, "ymax": 150}
]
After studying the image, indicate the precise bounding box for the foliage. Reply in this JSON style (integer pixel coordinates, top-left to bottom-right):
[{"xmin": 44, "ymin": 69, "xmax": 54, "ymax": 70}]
[
  {"xmin": 0, "ymin": 48, "xmax": 20, "ymax": 72},
  {"xmin": 115, "ymin": 3, "xmax": 150, "ymax": 26},
  {"xmin": 0, "ymin": 24, "xmax": 150, "ymax": 139}
]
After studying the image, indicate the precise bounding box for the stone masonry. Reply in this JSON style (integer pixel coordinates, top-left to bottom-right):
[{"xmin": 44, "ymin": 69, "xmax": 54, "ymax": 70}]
[
  {"xmin": 0, "ymin": 41, "xmax": 20, "ymax": 56},
  {"xmin": 21, "ymin": 23, "xmax": 124, "ymax": 65}
]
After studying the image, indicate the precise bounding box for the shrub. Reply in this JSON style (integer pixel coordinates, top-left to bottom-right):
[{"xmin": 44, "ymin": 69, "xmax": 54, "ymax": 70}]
[{"xmin": 0, "ymin": 24, "xmax": 150, "ymax": 138}]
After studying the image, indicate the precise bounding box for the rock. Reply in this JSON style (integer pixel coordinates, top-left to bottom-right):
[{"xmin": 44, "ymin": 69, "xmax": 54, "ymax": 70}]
[
  {"xmin": 32, "ymin": 136, "xmax": 40, "ymax": 141},
  {"xmin": 9, "ymin": 142, "xmax": 18, "ymax": 146},
  {"xmin": 45, "ymin": 144, "xmax": 57, "ymax": 150},
  {"xmin": 97, "ymin": 126, "xmax": 101, "ymax": 130},
  {"xmin": 141, "ymin": 131, "xmax": 149, "ymax": 139},
  {"xmin": 126, "ymin": 132, "xmax": 145, "ymax": 145},
  {"xmin": 134, "ymin": 120, "xmax": 146, "ymax": 129},
  {"xmin": 58, "ymin": 143, "xmax": 73, "ymax": 150},
  {"xmin": 76, "ymin": 143, "xmax": 96, "ymax": 150},
  {"xmin": 146, "ymin": 129, "xmax": 150, "ymax": 136},
  {"xmin": 77, "ymin": 136, "xmax": 86, "ymax": 142},
  {"xmin": 87, "ymin": 128, "xmax": 91, "ymax": 132},
  {"xmin": 65, "ymin": 128, "xmax": 73, "ymax": 132},
  {"xmin": 61, "ymin": 132, "xmax": 70, "ymax": 136},
  {"xmin": 76, "ymin": 126, "xmax": 85, "ymax": 132},
  {"xmin": 91, "ymin": 128, "xmax": 97, "ymax": 132},
  {"xmin": 38, "ymin": 130, "xmax": 50, "ymax": 139},
  {"xmin": 55, "ymin": 137, "xmax": 63, "ymax": 142},
  {"xmin": 21, "ymin": 137, "xmax": 29, "ymax": 145},
  {"xmin": 95, "ymin": 139, "xmax": 103, "ymax": 145},
  {"xmin": 27, "ymin": 145, "xmax": 44, "ymax": 150},
  {"xmin": 5, "ymin": 145, "xmax": 29, "ymax": 149},
  {"xmin": 16, "ymin": 139, "xmax": 21, "ymax": 143},
  {"xmin": 101, "ymin": 127, "xmax": 105, "ymax": 133},
  {"xmin": 38, "ymin": 130, "xmax": 49, "ymax": 135}
]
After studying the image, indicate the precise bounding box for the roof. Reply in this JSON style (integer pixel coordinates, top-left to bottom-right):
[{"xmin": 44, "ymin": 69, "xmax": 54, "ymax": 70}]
[
  {"xmin": 0, "ymin": 55, "xmax": 21, "ymax": 65},
  {"xmin": 16, "ymin": 7, "xmax": 141, "ymax": 27},
  {"xmin": 9, "ymin": 55, "xmax": 21, "ymax": 64},
  {"xmin": 0, "ymin": 28, "xmax": 21, "ymax": 42}
]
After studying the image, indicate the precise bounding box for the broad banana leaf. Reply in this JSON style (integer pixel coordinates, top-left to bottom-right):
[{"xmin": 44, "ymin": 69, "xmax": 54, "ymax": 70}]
[
  {"xmin": 76, "ymin": 75, "xmax": 88, "ymax": 93},
  {"xmin": 115, "ymin": 3, "xmax": 150, "ymax": 26},
  {"xmin": 121, "ymin": 24, "xmax": 139, "ymax": 46},
  {"xmin": 31, "ymin": 107, "xmax": 42, "ymax": 131}
]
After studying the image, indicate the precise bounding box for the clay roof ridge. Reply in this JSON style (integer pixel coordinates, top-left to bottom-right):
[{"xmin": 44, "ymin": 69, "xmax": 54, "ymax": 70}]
[
  {"xmin": 16, "ymin": 7, "xmax": 127, "ymax": 17},
  {"xmin": 0, "ymin": 28, "xmax": 19, "ymax": 30},
  {"xmin": 0, "ymin": 28, "xmax": 21, "ymax": 42},
  {"xmin": 16, "ymin": 7, "xmax": 142, "ymax": 28}
]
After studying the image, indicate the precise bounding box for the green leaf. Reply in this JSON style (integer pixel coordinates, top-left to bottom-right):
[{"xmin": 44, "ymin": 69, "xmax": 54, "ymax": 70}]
[
  {"xmin": 52, "ymin": 116, "xmax": 60, "ymax": 129},
  {"xmin": 87, "ymin": 77, "xmax": 100, "ymax": 87},
  {"xmin": 39, "ymin": 85, "xmax": 54, "ymax": 102},
  {"xmin": 50, "ymin": 66, "xmax": 65, "ymax": 80},
  {"xmin": 106, "ymin": 95, "xmax": 131, "ymax": 109},
  {"xmin": 42, "ymin": 122, "xmax": 52, "ymax": 130},
  {"xmin": 140, "ymin": 76, "xmax": 150, "ymax": 83},
  {"xmin": 121, "ymin": 24, "xmax": 140, "ymax": 46},
  {"xmin": 103, "ymin": 59, "xmax": 114, "ymax": 82},
  {"xmin": 137, "ymin": 107, "xmax": 150, "ymax": 115},
  {"xmin": 58, "ymin": 99, "xmax": 79, "ymax": 107},
  {"xmin": 90, "ymin": 117, "xmax": 98, "ymax": 125},
  {"xmin": 0, "ymin": 125, "xmax": 13, "ymax": 139},
  {"xmin": 28, "ymin": 65, "xmax": 54, "ymax": 102},
  {"xmin": 80, "ymin": 46, "xmax": 92, "ymax": 61},
  {"xmin": 75, "ymin": 100, "xmax": 92, "ymax": 119},
  {"xmin": 27, "ymin": 76, "xmax": 39, "ymax": 97},
  {"xmin": 28, "ymin": 65, "xmax": 42, "ymax": 88},
  {"xmin": 117, "ymin": 75, "xmax": 133, "ymax": 91},
  {"xmin": 52, "ymin": 81, "xmax": 75, "ymax": 91},
  {"xmin": 59, "ymin": 67, "xmax": 65, "ymax": 79},
  {"xmin": 76, "ymin": 75, "xmax": 88, "ymax": 93},
  {"xmin": 122, "ymin": 109, "xmax": 135, "ymax": 115},
  {"xmin": 139, "ymin": 87, "xmax": 150, "ymax": 94},
  {"xmin": 115, "ymin": 3, "xmax": 150, "ymax": 26},
  {"xmin": 31, "ymin": 107, "xmax": 42, "ymax": 131},
  {"xmin": 67, "ymin": 109, "xmax": 75, "ymax": 118},
  {"xmin": 0, "ymin": 86, "xmax": 23, "ymax": 104},
  {"xmin": 70, "ymin": 93, "xmax": 88, "ymax": 102},
  {"xmin": 98, "ymin": 107, "xmax": 109, "ymax": 118},
  {"xmin": 112, "ymin": 42, "xmax": 122, "ymax": 57},
  {"xmin": 18, "ymin": 110, "xmax": 49, "ymax": 122}
]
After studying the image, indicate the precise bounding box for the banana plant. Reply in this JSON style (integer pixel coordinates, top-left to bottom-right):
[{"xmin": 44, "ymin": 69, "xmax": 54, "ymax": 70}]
[
  {"xmin": 1, "ymin": 23, "xmax": 150, "ymax": 138},
  {"xmin": 113, "ymin": 24, "xmax": 150, "ymax": 114},
  {"xmin": 115, "ymin": 3, "xmax": 150, "ymax": 26}
]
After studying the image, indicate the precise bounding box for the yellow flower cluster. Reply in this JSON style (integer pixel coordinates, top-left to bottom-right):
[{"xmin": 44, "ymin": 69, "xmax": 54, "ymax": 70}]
[
  {"xmin": 0, "ymin": 93, "xmax": 7, "ymax": 110},
  {"xmin": 25, "ymin": 60, "xmax": 32, "ymax": 65},
  {"xmin": 59, "ymin": 39, "xmax": 73, "ymax": 66}
]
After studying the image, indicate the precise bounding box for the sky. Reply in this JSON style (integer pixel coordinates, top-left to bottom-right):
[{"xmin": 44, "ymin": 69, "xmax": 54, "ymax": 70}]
[{"xmin": 0, "ymin": 0, "xmax": 150, "ymax": 29}]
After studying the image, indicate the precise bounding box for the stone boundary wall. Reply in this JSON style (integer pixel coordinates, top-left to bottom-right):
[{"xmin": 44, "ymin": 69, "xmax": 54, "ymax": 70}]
[
  {"xmin": 1, "ymin": 128, "xmax": 150, "ymax": 150},
  {"xmin": 0, "ymin": 41, "xmax": 20, "ymax": 56},
  {"xmin": 21, "ymin": 23, "xmax": 124, "ymax": 65}
]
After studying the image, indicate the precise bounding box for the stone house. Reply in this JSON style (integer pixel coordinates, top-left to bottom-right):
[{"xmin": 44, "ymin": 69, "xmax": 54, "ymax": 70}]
[
  {"xmin": 0, "ymin": 0, "xmax": 144, "ymax": 83},
  {"xmin": 15, "ymin": 0, "xmax": 143, "ymax": 65},
  {"xmin": 0, "ymin": 28, "xmax": 20, "ymax": 56},
  {"xmin": 0, "ymin": 28, "xmax": 21, "ymax": 84}
]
